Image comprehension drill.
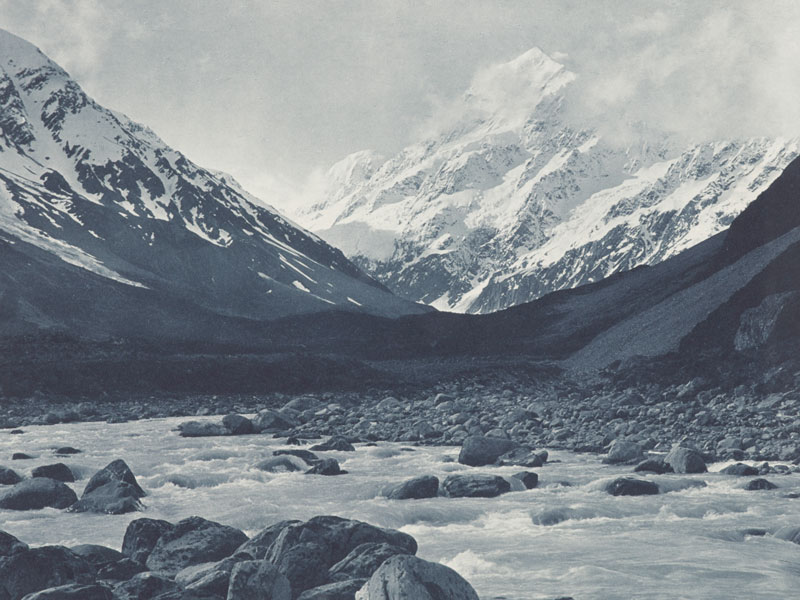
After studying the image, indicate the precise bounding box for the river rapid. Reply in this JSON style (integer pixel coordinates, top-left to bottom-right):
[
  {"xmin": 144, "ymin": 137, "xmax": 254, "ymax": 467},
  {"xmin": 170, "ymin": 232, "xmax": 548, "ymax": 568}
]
[{"xmin": 1, "ymin": 416, "xmax": 799, "ymax": 599}]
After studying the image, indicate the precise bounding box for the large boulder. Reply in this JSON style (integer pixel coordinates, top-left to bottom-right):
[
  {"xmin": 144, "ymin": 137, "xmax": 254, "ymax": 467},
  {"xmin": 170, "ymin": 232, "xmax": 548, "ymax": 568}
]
[
  {"xmin": 253, "ymin": 410, "xmax": 297, "ymax": 433},
  {"xmin": 664, "ymin": 447, "xmax": 707, "ymax": 474},
  {"xmin": 145, "ymin": 516, "xmax": 248, "ymax": 576},
  {"xmin": 177, "ymin": 421, "xmax": 228, "ymax": 437},
  {"xmin": 310, "ymin": 437, "xmax": 355, "ymax": 452},
  {"xmin": 0, "ymin": 530, "xmax": 28, "ymax": 557},
  {"xmin": 604, "ymin": 477, "xmax": 659, "ymax": 496},
  {"xmin": 121, "ymin": 518, "xmax": 175, "ymax": 564},
  {"xmin": 265, "ymin": 516, "xmax": 416, "ymax": 596},
  {"xmin": 227, "ymin": 560, "xmax": 291, "ymax": 600},
  {"xmin": 0, "ymin": 478, "xmax": 77, "ymax": 510},
  {"xmin": 328, "ymin": 543, "xmax": 412, "ymax": 582},
  {"xmin": 222, "ymin": 414, "xmax": 254, "ymax": 435},
  {"xmin": 82, "ymin": 460, "xmax": 145, "ymax": 499},
  {"xmin": 112, "ymin": 572, "xmax": 180, "ymax": 600},
  {"xmin": 17, "ymin": 583, "xmax": 112, "ymax": 600},
  {"xmin": 236, "ymin": 520, "xmax": 301, "ymax": 560},
  {"xmin": 457, "ymin": 435, "xmax": 516, "ymax": 467},
  {"xmin": 355, "ymin": 555, "xmax": 479, "ymax": 600},
  {"xmin": 0, "ymin": 466, "xmax": 23, "ymax": 485},
  {"xmin": 495, "ymin": 448, "xmax": 544, "ymax": 468},
  {"xmin": 511, "ymin": 472, "xmax": 539, "ymax": 489},
  {"xmin": 602, "ymin": 440, "xmax": 645, "ymax": 465},
  {"xmin": 441, "ymin": 474, "xmax": 510, "ymax": 498},
  {"xmin": 31, "ymin": 464, "xmax": 75, "ymax": 483},
  {"xmin": 69, "ymin": 481, "xmax": 143, "ymax": 514},
  {"xmin": 745, "ymin": 478, "xmax": 777, "ymax": 490},
  {"xmin": 384, "ymin": 476, "xmax": 439, "ymax": 500},
  {"xmin": 96, "ymin": 558, "xmax": 146, "ymax": 582},
  {"xmin": 0, "ymin": 546, "xmax": 95, "ymax": 600}
]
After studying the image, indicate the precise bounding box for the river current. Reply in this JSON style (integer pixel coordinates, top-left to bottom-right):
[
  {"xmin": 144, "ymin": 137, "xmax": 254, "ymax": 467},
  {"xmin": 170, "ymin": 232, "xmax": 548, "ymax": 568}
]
[{"xmin": 1, "ymin": 416, "xmax": 799, "ymax": 599}]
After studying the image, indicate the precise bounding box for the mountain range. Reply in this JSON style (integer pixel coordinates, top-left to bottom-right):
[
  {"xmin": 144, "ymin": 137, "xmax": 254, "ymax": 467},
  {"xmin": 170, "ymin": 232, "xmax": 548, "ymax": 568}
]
[
  {"xmin": 0, "ymin": 29, "xmax": 425, "ymax": 341},
  {"xmin": 296, "ymin": 48, "xmax": 799, "ymax": 313}
]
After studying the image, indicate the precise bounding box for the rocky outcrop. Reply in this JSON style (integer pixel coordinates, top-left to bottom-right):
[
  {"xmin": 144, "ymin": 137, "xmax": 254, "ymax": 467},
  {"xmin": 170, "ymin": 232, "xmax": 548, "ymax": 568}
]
[{"xmin": 354, "ymin": 555, "xmax": 479, "ymax": 600}]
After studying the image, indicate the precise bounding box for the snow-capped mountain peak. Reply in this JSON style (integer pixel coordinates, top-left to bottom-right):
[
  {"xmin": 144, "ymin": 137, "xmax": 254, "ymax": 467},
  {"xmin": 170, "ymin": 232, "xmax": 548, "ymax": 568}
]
[{"xmin": 297, "ymin": 46, "xmax": 799, "ymax": 313}]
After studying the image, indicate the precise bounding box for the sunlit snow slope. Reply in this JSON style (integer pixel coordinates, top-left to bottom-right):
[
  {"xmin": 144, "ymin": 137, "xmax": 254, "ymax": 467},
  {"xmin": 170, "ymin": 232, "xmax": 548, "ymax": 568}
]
[
  {"xmin": 0, "ymin": 29, "xmax": 424, "ymax": 337},
  {"xmin": 298, "ymin": 48, "xmax": 799, "ymax": 313}
]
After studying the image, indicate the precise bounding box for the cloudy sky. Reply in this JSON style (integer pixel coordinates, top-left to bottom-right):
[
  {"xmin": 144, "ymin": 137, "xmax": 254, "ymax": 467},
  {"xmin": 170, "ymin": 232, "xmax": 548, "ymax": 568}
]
[{"xmin": 2, "ymin": 1, "xmax": 799, "ymax": 211}]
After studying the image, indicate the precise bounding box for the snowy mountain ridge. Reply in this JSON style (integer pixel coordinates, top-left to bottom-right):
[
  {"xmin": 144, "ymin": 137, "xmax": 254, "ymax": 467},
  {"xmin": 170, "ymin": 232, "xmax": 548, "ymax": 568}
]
[
  {"xmin": 0, "ymin": 28, "xmax": 424, "ymax": 328},
  {"xmin": 296, "ymin": 47, "xmax": 800, "ymax": 313}
]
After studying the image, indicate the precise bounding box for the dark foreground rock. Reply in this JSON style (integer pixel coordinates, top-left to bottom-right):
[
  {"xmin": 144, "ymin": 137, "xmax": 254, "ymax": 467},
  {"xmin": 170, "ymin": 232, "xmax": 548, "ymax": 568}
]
[
  {"xmin": 236, "ymin": 520, "xmax": 302, "ymax": 560},
  {"xmin": 264, "ymin": 516, "xmax": 417, "ymax": 596},
  {"xmin": 112, "ymin": 572, "xmax": 180, "ymax": 600},
  {"xmin": 605, "ymin": 477, "xmax": 659, "ymax": 496},
  {"xmin": 222, "ymin": 414, "xmax": 254, "ymax": 435},
  {"xmin": 441, "ymin": 474, "xmax": 510, "ymax": 498},
  {"xmin": 457, "ymin": 435, "xmax": 515, "ymax": 467},
  {"xmin": 227, "ymin": 560, "xmax": 291, "ymax": 600},
  {"xmin": 69, "ymin": 544, "xmax": 124, "ymax": 566},
  {"xmin": 70, "ymin": 481, "xmax": 143, "ymax": 514},
  {"xmin": 145, "ymin": 516, "xmax": 248, "ymax": 576},
  {"xmin": 121, "ymin": 518, "xmax": 175, "ymax": 564},
  {"xmin": 328, "ymin": 543, "xmax": 412, "ymax": 582},
  {"xmin": 175, "ymin": 556, "xmax": 244, "ymax": 597},
  {"xmin": 355, "ymin": 554, "xmax": 479, "ymax": 600},
  {"xmin": 0, "ymin": 546, "xmax": 95, "ymax": 600},
  {"xmin": 31, "ymin": 463, "xmax": 75, "ymax": 483},
  {"xmin": 299, "ymin": 579, "xmax": 366, "ymax": 600},
  {"xmin": 0, "ymin": 478, "xmax": 77, "ymax": 510},
  {"xmin": 0, "ymin": 530, "xmax": 28, "ymax": 556},
  {"xmin": 384, "ymin": 476, "xmax": 439, "ymax": 500}
]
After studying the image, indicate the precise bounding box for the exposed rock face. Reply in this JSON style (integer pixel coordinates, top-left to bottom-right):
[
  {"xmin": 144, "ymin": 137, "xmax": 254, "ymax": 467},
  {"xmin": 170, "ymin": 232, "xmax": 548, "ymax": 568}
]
[
  {"xmin": 328, "ymin": 543, "xmax": 412, "ymax": 582},
  {"xmin": 16, "ymin": 583, "xmax": 112, "ymax": 600},
  {"xmin": 602, "ymin": 440, "xmax": 645, "ymax": 465},
  {"xmin": 236, "ymin": 520, "xmax": 302, "ymax": 560},
  {"xmin": 31, "ymin": 463, "xmax": 74, "ymax": 482},
  {"xmin": 226, "ymin": 560, "xmax": 291, "ymax": 600},
  {"xmin": 121, "ymin": 518, "xmax": 175, "ymax": 565},
  {"xmin": 734, "ymin": 291, "xmax": 800, "ymax": 350},
  {"xmin": 82, "ymin": 460, "xmax": 145, "ymax": 498},
  {"xmin": 0, "ymin": 478, "xmax": 77, "ymax": 510},
  {"xmin": 354, "ymin": 555, "xmax": 479, "ymax": 600},
  {"xmin": 664, "ymin": 446, "xmax": 707, "ymax": 474},
  {"xmin": 0, "ymin": 530, "xmax": 28, "ymax": 557},
  {"xmin": 112, "ymin": 572, "xmax": 179, "ymax": 600}
]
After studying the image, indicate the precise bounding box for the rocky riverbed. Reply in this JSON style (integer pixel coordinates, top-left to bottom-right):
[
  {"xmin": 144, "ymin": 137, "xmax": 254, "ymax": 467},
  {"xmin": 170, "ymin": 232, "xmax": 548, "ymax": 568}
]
[{"xmin": 2, "ymin": 411, "xmax": 800, "ymax": 599}]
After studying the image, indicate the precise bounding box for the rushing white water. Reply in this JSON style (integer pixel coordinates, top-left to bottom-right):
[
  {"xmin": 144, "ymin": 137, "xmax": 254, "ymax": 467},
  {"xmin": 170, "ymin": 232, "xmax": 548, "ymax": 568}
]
[{"xmin": 2, "ymin": 416, "xmax": 800, "ymax": 600}]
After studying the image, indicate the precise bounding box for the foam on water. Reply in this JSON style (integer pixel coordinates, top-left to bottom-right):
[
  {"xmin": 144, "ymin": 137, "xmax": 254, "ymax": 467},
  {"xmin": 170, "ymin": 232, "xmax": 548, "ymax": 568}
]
[{"xmin": 1, "ymin": 416, "xmax": 800, "ymax": 599}]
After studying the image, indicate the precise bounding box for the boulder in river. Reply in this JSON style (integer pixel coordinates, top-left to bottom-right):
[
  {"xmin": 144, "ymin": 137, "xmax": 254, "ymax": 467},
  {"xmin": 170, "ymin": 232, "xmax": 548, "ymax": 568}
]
[
  {"xmin": 222, "ymin": 414, "xmax": 254, "ymax": 435},
  {"xmin": 83, "ymin": 459, "xmax": 145, "ymax": 499},
  {"xmin": 121, "ymin": 518, "xmax": 175, "ymax": 564},
  {"xmin": 96, "ymin": 558, "xmax": 146, "ymax": 582},
  {"xmin": 441, "ymin": 474, "xmax": 511, "ymax": 498},
  {"xmin": 177, "ymin": 421, "xmax": 228, "ymax": 437},
  {"xmin": 457, "ymin": 435, "xmax": 516, "ymax": 467},
  {"xmin": 605, "ymin": 477, "xmax": 659, "ymax": 496},
  {"xmin": 257, "ymin": 456, "xmax": 307, "ymax": 473},
  {"xmin": 384, "ymin": 476, "xmax": 439, "ymax": 500},
  {"xmin": 0, "ymin": 465, "xmax": 22, "ymax": 485},
  {"xmin": 664, "ymin": 446, "xmax": 707, "ymax": 474},
  {"xmin": 512, "ymin": 471, "xmax": 539, "ymax": 489},
  {"xmin": 720, "ymin": 463, "xmax": 759, "ymax": 476},
  {"xmin": 0, "ymin": 477, "xmax": 77, "ymax": 510},
  {"xmin": 496, "ymin": 447, "xmax": 544, "ymax": 468},
  {"xmin": 273, "ymin": 449, "xmax": 320, "ymax": 465},
  {"xmin": 774, "ymin": 526, "xmax": 800, "ymax": 544},
  {"xmin": 310, "ymin": 437, "xmax": 356, "ymax": 452},
  {"xmin": 305, "ymin": 458, "xmax": 346, "ymax": 476},
  {"xmin": 531, "ymin": 507, "xmax": 581, "ymax": 526},
  {"xmin": 0, "ymin": 546, "xmax": 95, "ymax": 600},
  {"xmin": 253, "ymin": 409, "xmax": 297, "ymax": 433},
  {"xmin": 745, "ymin": 478, "xmax": 777, "ymax": 490},
  {"xmin": 355, "ymin": 554, "xmax": 479, "ymax": 600},
  {"xmin": 70, "ymin": 480, "xmax": 143, "ymax": 514},
  {"xmin": 227, "ymin": 560, "xmax": 291, "ymax": 600},
  {"xmin": 603, "ymin": 440, "xmax": 645, "ymax": 465},
  {"xmin": 145, "ymin": 516, "xmax": 248, "ymax": 576},
  {"xmin": 31, "ymin": 463, "xmax": 75, "ymax": 483}
]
